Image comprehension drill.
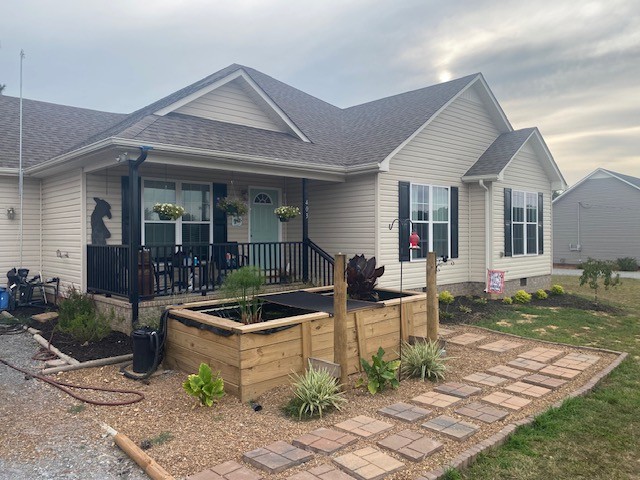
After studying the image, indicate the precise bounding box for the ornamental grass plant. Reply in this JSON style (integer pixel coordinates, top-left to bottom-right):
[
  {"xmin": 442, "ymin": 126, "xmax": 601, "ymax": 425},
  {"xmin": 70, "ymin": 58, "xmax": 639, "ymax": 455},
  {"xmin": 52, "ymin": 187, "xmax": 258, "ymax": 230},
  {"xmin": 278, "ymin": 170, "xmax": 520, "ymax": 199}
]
[
  {"xmin": 286, "ymin": 363, "xmax": 346, "ymax": 419},
  {"xmin": 400, "ymin": 340, "xmax": 448, "ymax": 381}
]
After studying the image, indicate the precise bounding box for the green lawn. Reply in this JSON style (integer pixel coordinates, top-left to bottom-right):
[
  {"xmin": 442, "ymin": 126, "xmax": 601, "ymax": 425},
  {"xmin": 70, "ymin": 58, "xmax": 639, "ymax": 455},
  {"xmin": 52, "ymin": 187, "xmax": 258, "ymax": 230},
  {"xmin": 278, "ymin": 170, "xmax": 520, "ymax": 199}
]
[{"xmin": 460, "ymin": 275, "xmax": 640, "ymax": 480}]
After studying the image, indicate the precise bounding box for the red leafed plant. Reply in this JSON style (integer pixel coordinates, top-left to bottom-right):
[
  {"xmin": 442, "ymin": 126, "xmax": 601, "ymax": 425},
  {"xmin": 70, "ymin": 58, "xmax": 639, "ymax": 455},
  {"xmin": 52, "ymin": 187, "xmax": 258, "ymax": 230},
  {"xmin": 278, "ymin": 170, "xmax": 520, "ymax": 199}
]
[{"xmin": 346, "ymin": 254, "xmax": 385, "ymax": 301}]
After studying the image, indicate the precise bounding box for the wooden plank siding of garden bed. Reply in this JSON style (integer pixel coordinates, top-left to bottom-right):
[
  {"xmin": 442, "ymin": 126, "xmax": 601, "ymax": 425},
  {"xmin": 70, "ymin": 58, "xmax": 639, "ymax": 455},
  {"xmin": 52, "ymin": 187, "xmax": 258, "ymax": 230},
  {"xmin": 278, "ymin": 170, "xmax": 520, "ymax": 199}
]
[{"xmin": 164, "ymin": 293, "xmax": 427, "ymax": 401}]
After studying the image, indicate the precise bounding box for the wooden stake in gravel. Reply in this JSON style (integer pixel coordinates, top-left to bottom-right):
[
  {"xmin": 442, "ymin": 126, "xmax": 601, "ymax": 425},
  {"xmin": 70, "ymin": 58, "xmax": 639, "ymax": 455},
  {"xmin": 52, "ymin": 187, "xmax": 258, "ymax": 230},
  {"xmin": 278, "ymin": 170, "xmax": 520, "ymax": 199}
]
[
  {"xmin": 426, "ymin": 252, "xmax": 439, "ymax": 342},
  {"xmin": 334, "ymin": 253, "xmax": 348, "ymax": 387},
  {"xmin": 41, "ymin": 354, "xmax": 133, "ymax": 375},
  {"xmin": 101, "ymin": 423, "xmax": 174, "ymax": 480}
]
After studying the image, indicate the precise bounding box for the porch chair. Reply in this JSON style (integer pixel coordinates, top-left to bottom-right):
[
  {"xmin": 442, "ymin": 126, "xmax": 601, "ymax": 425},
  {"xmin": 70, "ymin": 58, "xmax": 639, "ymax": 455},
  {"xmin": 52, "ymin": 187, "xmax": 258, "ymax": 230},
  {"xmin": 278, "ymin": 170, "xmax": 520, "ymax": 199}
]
[{"xmin": 212, "ymin": 242, "xmax": 248, "ymax": 285}]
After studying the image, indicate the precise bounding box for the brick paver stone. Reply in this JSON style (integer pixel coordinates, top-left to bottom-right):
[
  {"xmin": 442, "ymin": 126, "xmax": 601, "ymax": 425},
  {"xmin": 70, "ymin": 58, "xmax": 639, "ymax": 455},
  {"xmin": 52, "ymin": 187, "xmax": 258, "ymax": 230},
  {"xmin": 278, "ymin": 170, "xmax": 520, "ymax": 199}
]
[
  {"xmin": 186, "ymin": 463, "xmax": 262, "ymax": 480},
  {"xmin": 243, "ymin": 441, "xmax": 313, "ymax": 473},
  {"xmin": 293, "ymin": 428, "xmax": 358, "ymax": 455},
  {"xmin": 518, "ymin": 347, "xmax": 564, "ymax": 363},
  {"xmin": 411, "ymin": 391, "xmax": 461, "ymax": 408},
  {"xmin": 463, "ymin": 372, "xmax": 508, "ymax": 387},
  {"xmin": 377, "ymin": 403, "xmax": 432, "ymax": 423},
  {"xmin": 448, "ymin": 333, "xmax": 486, "ymax": 346},
  {"xmin": 421, "ymin": 415, "xmax": 480, "ymax": 441},
  {"xmin": 478, "ymin": 340, "xmax": 523, "ymax": 352},
  {"xmin": 438, "ymin": 327, "xmax": 455, "ymax": 336},
  {"xmin": 455, "ymin": 401, "xmax": 509, "ymax": 423},
  {"xmin": 482, "ymin": 391, "xmax": 531, "ymax": 410},
  {"xmin": 486, "ymin": 365, "xmax": 529, "ymax": 379},
  {"xmin": 377, "ymin": 429, "xmax": 443, "ymax": 462},
  {"xmin": 334, "ymin": 416, "xmax": 393, "ymax": 438},
  {"xmin": 521, "ymin": 374, "xmax": 568, "ymax": 389},
  {"xmin": 333, "ymin": 447, "xmax": 404, "ymax": 480},
  {"xmin": 507, "ymin": 358, "xmax": 547, "ymax": 371},
  {"xmin": 434, "ymin": 382, "xmax": 482, "ymax": 398},
  {"xmin": 540, "ymin": 365, "xmax": 581, "ymax": 379},
  {"xmin": 553, "ymin": 353, "xmax": 600, "ymax": 371},
  {"xmin": 504, "ymin": 381, "xmax": 552, "ymax": 398},
  {"xmin": 288, "ymin": 464, "xmax": 356, "ymax": 480}
]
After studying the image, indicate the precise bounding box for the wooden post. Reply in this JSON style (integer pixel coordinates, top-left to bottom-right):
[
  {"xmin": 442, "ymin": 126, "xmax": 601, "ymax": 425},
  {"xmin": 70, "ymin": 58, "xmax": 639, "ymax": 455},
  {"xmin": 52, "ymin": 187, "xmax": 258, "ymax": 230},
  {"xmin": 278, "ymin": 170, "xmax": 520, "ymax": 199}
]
[
  {"xmin": 333, "ymin": 253, "xmax": 348, "ymax": 387},
  {"xmin": 426, "ymin": 252, "xmax": 438, "ymax": 341}
]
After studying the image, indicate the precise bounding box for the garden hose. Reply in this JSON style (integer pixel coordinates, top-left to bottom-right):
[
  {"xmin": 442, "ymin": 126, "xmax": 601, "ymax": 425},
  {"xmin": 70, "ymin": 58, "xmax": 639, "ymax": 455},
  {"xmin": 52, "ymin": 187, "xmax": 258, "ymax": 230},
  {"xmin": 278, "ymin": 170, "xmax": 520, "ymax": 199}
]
[
  {"xmin": 0, "ymin": 316, "xmax": 25, "ymax": 335},
  {"xmin": 0, "ymin": 357, "xmax": 144, "ymax": 406}
]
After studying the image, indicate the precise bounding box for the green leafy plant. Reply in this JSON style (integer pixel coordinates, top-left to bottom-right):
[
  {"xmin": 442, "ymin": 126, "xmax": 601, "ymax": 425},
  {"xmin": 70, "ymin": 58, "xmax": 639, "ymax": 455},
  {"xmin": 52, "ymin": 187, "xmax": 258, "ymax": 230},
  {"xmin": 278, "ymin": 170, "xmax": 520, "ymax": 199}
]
[
  {"xmin": 550, "ymin": 284, "xmax": 565, "ymax": 295},
  {"xmin": 152, "ymin": 203, "xmax": 185, "ymax": 220},
  {"xmin": 286, "ymin": 363, "xmax": 346, "ymax": 419},
  {"xmin": 440, "ymin": 311, "xmax": 453, "ymax": 320},
  {"xmin": 346, "ymin": 254, "xmax": 385, "ymax": 301},
  {"xmin": 182, "ymin": 363, "xmax": 225, "ymax": 407},
  {"xmin": 474, "ymin": 297, "xmax": 488, "ymax": 305},
  {"xmin": 442, "ymin": 467, "xmax": 462, "ymax": 480},
  {"xmin": 458, "ymin": 305, "xmax": 472, "ymax": 314},
  {"xmin": 217, "ymin": 197, "xmax": 248, "ymax": 217},
  {"xmin": 358, "ymin": 347, "xmax": 400, "ymax": 394},
  {"xmin": 274, "ymin": 205, "xmax": 301, "ymax": 221},
  {"xmin": 513, "ymin": 289, "xmax": 532, "ymax": 304},
  {"xmin": 221, "ymin": 266, "xmax": 264, "ymax": 324},
  {"xmin": 438, "ymin": 290, "xmax": 455, "ymax": 316},
  {"xmin": 502, "ymin": 296, "xmax": 513, "ymax": 305},
  {"xmin": 535, "ymin": 289, "xmax": 548, "ymax": 300},
  {"xmin": 140, "ymin": 431, "xmax": 173, "ymax": 450},
  {"xmin": 57, "ymin": 287, "xmax": 111, "ymax": 343},
  {"xmin": 400, "ymin": 340, "xmax": 448, "ymax": 381},
  {"xmin": 616, "ymin": 257, "xmax": 638, "ymax": 271},
  {"xmin": 579, "ymin": 258, "xmax": 620, "ymax": 304}
]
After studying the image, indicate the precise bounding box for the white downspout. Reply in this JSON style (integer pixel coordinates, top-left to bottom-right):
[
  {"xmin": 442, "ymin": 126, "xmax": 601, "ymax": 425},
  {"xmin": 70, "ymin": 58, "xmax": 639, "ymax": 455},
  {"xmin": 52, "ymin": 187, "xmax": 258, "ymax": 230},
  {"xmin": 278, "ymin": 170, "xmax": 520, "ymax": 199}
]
[{"xmin": 479, "ymin": 180, "xmax": 492, "ymax": 292}]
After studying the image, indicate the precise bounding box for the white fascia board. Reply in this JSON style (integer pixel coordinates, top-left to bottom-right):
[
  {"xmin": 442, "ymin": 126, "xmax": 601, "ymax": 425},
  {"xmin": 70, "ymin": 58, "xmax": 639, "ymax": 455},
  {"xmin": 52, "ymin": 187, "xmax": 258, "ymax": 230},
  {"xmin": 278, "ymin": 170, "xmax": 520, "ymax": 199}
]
[
  {"xmin": 345, "ymin": 163, "xmax": 383, "ymax": 176},
  {"xmin": 153, "ymin": 69, "xmax": 310, "ymax": 143},
  {"xmin": 25, "ymin": 138, "xmax": 117, "ymax": 176},
  {"xmin": 461, "ymin": 174, "xmax": 499, "ymax": 183},
  {"xmin": 380, "ymin": 74, "xmax": 513, "ymax": 171},
  {"xmin": 0, "ymin": 167, "xmax": 20, "ymax": 176}
]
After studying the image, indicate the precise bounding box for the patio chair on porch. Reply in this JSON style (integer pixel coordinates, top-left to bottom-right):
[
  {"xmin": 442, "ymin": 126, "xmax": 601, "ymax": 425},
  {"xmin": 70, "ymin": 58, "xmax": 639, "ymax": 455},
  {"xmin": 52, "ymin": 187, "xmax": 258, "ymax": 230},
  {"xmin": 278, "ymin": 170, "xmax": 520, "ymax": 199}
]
[{"xmin": 212, "ymin": 242, "xmax": 248, "ymax": 285}]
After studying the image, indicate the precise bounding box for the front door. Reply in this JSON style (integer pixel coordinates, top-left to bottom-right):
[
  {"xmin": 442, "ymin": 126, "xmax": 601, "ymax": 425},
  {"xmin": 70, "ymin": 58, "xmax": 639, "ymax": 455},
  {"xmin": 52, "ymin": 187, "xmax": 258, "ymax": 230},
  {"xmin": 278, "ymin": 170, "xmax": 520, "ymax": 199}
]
[{"xmin": 249, "ymin": 188, "xmax": 280, "ymax": 270}]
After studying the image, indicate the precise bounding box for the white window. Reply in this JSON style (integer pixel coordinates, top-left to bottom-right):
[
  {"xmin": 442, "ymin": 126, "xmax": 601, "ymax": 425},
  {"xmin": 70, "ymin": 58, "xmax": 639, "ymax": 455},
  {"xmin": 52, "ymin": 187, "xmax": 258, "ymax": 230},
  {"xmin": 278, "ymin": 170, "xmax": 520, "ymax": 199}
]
[
  {"xmin": 142, "ymin": 180, "xmax": 212, "ymax": 257},
  {"xmin": 512, "ymin": 190, "xmax": 538, "ymax": 256},
  {"xmin": 410, "ymin": 184, "xmax": 450, "ymax": 259}
]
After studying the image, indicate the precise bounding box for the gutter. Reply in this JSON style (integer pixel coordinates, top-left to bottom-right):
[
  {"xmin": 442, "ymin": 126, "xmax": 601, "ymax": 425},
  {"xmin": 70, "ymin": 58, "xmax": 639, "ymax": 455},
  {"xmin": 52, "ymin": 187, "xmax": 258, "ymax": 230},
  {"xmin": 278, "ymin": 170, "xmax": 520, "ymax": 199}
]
[
  {"xmin": 0, "ymin": 167, "xmax": 20, "ymax": 176},
  {"xmin": 479, "ymin": 180, "xmax": 492, "ymax": 291}
]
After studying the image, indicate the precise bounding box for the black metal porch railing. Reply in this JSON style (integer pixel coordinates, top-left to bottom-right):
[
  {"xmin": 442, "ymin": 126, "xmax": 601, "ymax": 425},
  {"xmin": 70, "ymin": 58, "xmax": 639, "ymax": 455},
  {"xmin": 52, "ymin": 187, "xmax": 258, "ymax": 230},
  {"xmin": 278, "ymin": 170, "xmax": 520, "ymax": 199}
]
[{"xmin": 87, "ymin": 240, "xmax": 335, "ymax": 299}]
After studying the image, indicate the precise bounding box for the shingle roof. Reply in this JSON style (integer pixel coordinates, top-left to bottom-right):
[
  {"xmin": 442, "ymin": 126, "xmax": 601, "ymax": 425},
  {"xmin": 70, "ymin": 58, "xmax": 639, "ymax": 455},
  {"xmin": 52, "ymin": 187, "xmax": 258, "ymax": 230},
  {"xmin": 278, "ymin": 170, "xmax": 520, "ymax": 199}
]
[
  {"xmin": 0, "ymin": 95, "xmax": 125, "ymax": 169},
  {"xmin": 601, "ymin": 169, "xmax": 640, "ymax": 190},
  {"xmin": 2, "ymin": 65, "xmax": 481, "ymax": 171},
  {"xmin": 463, "ymin": 128, "xmax": 536, "ymax": 177}
]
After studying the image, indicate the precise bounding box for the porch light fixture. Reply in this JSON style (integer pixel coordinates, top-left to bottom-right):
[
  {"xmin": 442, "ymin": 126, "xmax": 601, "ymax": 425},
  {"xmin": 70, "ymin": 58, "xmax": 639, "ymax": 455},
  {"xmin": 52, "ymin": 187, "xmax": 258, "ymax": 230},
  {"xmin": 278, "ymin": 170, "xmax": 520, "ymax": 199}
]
[
  {"xmin": 6, "ymin": 207, "xmax": 15, "ymax": 220},
  {"xmin": 409, "ymin": 231, "xmax": 420, "ymax": 250}
]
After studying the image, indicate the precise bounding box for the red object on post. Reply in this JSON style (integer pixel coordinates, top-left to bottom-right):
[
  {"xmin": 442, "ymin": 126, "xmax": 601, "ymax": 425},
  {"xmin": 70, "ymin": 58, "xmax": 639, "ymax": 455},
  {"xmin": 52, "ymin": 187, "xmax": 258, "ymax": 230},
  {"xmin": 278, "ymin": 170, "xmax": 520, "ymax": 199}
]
[{"xmin": 409, "ymin": 231, "xmax": 420, "ymax": 250}]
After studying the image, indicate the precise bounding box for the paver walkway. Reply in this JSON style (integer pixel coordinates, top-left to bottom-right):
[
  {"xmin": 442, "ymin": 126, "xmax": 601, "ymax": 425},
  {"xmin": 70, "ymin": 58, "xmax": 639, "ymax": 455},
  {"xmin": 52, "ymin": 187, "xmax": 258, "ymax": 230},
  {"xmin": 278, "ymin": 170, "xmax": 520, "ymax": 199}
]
[
  {"xmin": 505, "ymin": 381, "xmax": 552, "ymax": 398},
  {"xmin": 333, "ymin": 447, "xmax": 404, "ymax": 480},
  {"xmin": 288, "ymin": 464, "xmax": 355, "ymax": 480},
  {"xmin": 486, "ymin": 365, "xmax": 529, "ymax": 379},
  {"xmin": 463, "ymin": 372, "xmax": 508, "ymax": 387},
  {"xmin": 243, "ymin": 442, "xmax": 313, "ymax": 473},
  {"xmin": 378, "ymin": 403, "xmax": 432, "ymax": 423},
  {"xmin": 554, "ymin": 353, "xmax": 599, "ymax": 370},
  {"xmin": 478, "ymin": 340, "xmax": 523, "ymax": 352},
  {"xmin": 187, "ymin": 461, "xmax": 262, "ymax": 480},
  {"xmin": 433, "ymin": 382, "xmax": 482, "ymax": 398},
  {"xmin": 507, "ymin": 358, "xmax": 547, "ymax": 371},
  {"xmin": 481, "ymin": 392, "xmax": 531, "ymax": 410},
  {"xmin": 448, "ymin": 333, "xmax": 486, "ymax": 346},
  {"xmin": 540, "ymin": 365, "xmax": 581, "ymax": 379},
  {"xmin": 377, "ymin": 430, "xmax": 443, "ymax": 462},
  {"xmin": 518, "ymin": 347, "xmax": 564, "ymax": 363},
  {"xmin": 455, "ymin": 401, "xmax": 510, "ymax": 423},
  {"xmin": 334, "ymin": 416, "xmax": 393, "ymax": 438},
  {"xmin": 412, "ymin": 391, "xmax": 461, "ymax": 408},
  {"xmin": 421, "ymin": 415, "xmax": 479, "ymax": 441},
  {"xmin": 522, "ymin": 373, "xmax": 568, "ymax": 389},
  {"xmin": 293, "ymin": 428, "xmax": 357, "ymax": 455}
]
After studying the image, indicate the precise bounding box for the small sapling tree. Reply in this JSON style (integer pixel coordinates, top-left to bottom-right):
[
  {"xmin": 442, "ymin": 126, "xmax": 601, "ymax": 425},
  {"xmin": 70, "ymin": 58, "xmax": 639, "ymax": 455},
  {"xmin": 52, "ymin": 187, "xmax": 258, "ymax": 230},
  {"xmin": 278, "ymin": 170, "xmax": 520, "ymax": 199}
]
[{"xmin": 579, "ymin": 258, "xmax": 620, "ymax": 304}]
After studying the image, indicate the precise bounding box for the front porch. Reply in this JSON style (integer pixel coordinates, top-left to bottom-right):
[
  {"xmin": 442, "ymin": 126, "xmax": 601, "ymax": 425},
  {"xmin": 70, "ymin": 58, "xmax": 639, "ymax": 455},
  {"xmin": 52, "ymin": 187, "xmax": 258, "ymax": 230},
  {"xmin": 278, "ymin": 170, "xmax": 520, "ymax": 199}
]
[{"xmin": 86, "ymin": 240, "xmax": 334, "ymax": 299}]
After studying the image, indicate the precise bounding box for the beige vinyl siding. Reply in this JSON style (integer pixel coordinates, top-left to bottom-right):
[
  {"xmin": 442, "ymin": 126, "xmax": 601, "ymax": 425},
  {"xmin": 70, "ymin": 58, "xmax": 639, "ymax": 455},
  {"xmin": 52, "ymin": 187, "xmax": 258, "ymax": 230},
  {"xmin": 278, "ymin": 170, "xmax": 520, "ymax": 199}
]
[
  {"xmin": 553, "ymin": 176, "xmax": 640, "ymax": 264},
  {"xmin": 174, "ymin": 78, "xmax": 288, "ymax": 133},
  {"xmin": 468, "ymin": 183, "xmax": 486, "ymax": 281},
  {"xmin": 42, "ymin": 170, "xmax": 83, "ymax": 291},
  {"xmin": 86, "ymin": 170, "xmax": 124, "ymax": 244},
  {"xmin": 306, "ymin": 175, "xmax": 376, "ymax": 258},
  {"xmin": 0, "ymin": 176, "xmax": 41, "ymax": 275},
  {"xmin": 492, "ymin": 143, "xmax": 553, "ymax": 279},
  {"xmin": 378, "ymin": 88, "xmax": 501, "ymax": 290}
]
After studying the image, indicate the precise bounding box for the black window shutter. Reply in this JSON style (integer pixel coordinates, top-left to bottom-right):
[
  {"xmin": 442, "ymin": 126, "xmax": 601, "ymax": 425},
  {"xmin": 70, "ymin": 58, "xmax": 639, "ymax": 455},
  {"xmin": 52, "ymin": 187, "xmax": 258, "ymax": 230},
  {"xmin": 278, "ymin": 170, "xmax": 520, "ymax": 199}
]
[
  {"xmin": 121, "ymin": 176, "xmax": 130, "ymax": 245},
  {"xmin": 504, "ymin": 188, "xmax": 512, "ymax": 257},
  {"xmin": 538, "ymin": 192, "xmax": 544, "ymax": 254},
  {"xmin": 450, "ymin": 187, "xmax": 459, "ymax": 259},
  {"xmin": 398, "ymin": 181, "xmax": 410, "ymax": 262},
  {"xmin": 213, "ymin": 183, "xmax": 228, "ymax": 244}
]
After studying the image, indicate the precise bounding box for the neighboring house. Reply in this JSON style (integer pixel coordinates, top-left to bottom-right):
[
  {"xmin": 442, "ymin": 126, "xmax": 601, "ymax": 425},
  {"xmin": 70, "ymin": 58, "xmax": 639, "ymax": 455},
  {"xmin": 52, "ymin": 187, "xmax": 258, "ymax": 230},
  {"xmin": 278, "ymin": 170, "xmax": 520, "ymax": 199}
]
[
  {"xmin": 0, "ymin": 64, "xmax": 566, "ymax": 321},
  {"xmin": 553, "ymin": 168, "xmax": 640, "ymax": 265}
]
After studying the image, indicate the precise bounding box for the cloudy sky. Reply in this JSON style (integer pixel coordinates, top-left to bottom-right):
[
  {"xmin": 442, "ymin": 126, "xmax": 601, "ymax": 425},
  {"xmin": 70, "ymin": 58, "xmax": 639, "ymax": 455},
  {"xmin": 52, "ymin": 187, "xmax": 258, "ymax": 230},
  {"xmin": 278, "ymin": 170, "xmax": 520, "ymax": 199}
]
[{"xmin": 1, "ymin": 0, "xmax": 638, "ymax": 185}]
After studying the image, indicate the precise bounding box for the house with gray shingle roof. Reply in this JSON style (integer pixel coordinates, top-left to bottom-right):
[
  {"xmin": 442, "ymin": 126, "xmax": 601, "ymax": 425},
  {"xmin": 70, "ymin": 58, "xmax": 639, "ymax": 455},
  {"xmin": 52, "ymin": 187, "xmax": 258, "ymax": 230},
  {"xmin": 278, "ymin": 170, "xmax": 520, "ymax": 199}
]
[
  {"xmin": 0, "ymin": 64, "xmax": 565, "ymax": 320},
  {"xmin": 553, "ymin": 168, "xmax": 640, "ymax": 265}
]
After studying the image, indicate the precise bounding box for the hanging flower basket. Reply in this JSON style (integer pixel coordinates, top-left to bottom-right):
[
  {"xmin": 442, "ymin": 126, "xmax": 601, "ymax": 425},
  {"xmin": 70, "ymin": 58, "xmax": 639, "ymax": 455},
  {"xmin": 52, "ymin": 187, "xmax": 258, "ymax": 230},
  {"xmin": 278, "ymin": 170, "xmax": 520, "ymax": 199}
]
[
  {"xmin": 274, "ymin": 205, "xmax": 300, "ymax": 222},
  {"xmin": 217, "ymin": 197, "xmax": 248, "ymax": 217},
  {"xmin": 153, "ymin": 203, "xmax": 185, "ymax": 221}
]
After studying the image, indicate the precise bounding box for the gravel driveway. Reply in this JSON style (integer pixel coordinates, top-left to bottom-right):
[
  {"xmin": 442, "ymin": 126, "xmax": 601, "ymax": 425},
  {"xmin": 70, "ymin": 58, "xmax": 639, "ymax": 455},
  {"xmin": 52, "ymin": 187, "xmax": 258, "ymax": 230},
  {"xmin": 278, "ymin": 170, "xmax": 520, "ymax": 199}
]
[{"xmin": 0, "ymin": 330, "xmax": 147, "ymax": 480}]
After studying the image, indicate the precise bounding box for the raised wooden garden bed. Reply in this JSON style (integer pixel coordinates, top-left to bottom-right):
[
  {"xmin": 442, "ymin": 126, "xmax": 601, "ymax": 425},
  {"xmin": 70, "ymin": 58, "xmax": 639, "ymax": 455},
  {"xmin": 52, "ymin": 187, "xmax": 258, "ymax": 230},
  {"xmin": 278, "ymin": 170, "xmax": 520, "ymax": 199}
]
[{"xmin": 164, "ymin": 287, "xmax": 427, "ymax": 401}]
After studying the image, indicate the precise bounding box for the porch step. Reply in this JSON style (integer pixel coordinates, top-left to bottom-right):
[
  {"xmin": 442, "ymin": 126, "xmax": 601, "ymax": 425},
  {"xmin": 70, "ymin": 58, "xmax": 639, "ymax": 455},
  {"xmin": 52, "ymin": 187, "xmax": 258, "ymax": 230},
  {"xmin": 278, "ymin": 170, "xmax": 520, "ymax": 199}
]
[{"xmin": 31, "ymin": 312, "xmax": 58, "ymax": 323}]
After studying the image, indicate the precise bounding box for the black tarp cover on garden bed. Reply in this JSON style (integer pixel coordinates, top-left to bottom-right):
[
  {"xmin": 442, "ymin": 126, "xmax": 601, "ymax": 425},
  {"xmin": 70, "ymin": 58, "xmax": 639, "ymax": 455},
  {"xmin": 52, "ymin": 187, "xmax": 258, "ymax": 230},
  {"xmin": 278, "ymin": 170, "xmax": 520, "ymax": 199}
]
[{"xmin": 260, "ymin": 290, "xmax": 384, "ymax": 315}]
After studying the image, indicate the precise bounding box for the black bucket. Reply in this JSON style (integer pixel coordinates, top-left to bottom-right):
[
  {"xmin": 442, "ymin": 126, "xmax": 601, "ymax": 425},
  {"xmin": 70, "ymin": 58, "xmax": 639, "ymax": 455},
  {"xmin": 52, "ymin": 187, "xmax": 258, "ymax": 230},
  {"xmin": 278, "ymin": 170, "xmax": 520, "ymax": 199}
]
[{"xmin": 132, "ymin": 327, "xmax": 158, "ymax": 374}]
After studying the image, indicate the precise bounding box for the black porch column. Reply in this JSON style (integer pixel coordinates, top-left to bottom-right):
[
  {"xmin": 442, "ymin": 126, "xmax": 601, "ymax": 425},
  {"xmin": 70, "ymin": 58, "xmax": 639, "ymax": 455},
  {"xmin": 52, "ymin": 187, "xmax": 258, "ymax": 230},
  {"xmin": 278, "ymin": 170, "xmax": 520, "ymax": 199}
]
[
  {"xmin": 302, "ymin": 178, "xmax": 309, "ymax": 282},
  {"xmin": 128, "ymin": 147, "xmax": 151, "ymax": 326}
]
